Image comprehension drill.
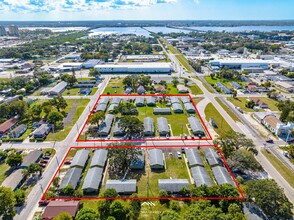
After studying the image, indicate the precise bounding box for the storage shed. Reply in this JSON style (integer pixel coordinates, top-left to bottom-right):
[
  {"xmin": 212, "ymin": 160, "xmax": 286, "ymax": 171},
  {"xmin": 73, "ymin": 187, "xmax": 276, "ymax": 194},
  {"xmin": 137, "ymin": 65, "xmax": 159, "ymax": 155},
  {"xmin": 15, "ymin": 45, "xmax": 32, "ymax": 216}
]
[
  {"xmin": 212, "ymin": 166, "xmax": 235, "ymax": 186},
  {"xmin": 90, "ymin": 149, "xmax": 108, "ymax": 168},
  {"xmin": 184, "ymin": 103, "xmax": 196, "ymax": 113},
  {"xmin": 98, "ymin": 114, "xmax": 114, "ymax": 136},
  {"xmin": 70, "ymin": 149, "xmax": 90, "ymax": 168},
  {"xmin": 185, "ymin": 148, "xmax": 204, "ymax": 167},
  {"xmin": 172, "ymin": 103, "xmax": 183, "ymax": 113},
  {"xmin": 59, "ymin": 167, "xmax": 83, "ymax": 190},
  {"xmin": 158, "ymin": 179, "xmax": 190, "ymax": 193},
  {"xmin": 191, "ymin": 166, "xmax": 212, "ymax": 187},
  {"xmin": 144, "ymin": 117, "xmax": 155, "ymax": 136},
  {"xmin": 157, "ymin": 117, "xmax": 170, "ymax": 136},
  {"xmin": 105, "ymin": 179, "xmax": 137, "ymax": 194},
  {"xmin": 149, "ymin": 149, "xmax": 164, "ymax": 170},
  {"xmin": 188, "ymin": 116, "xmax": 205, "ymax": 137},
  {"xmin": 153, "ymin": 108, "xmax": 171, "ymax": 115},
  {"xmin": 82, "ymin": 167, "xmax": 103, "ymax": 193}
]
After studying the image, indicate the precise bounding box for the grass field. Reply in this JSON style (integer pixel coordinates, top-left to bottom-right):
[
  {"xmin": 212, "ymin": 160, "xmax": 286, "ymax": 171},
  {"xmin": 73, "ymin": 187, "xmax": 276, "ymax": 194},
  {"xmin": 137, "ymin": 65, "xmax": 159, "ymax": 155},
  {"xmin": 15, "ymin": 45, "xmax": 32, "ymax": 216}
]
[
  {"xmin": 45, "ymin": 99, "xmax": 90, "ymax": 141},
  {"xmin": 0, "ymin": 163, "xmax": 10, "ymax": 185},
  {"xmin": 192, "ymin": 97, "xmax": 204, "ymax": 104},
  {"xmin": 215, "ymin": 98, "xmax": 240, "ymax": 122},
  {"xmin": 261, "ymin": 149, "xmax": 294, "ymax": 188},
  {"xmin": 227, "ymin": 97, "xmax": 279, "ymax": 112},
  {"xmin": 103, "ymin": 78, "xmax": 125, "ymax": 94},
  {"xmin": 205, "ymin": 76, "xmax": 246, "ymax": 88},
  {"xmin": 204, "ymin": 103, "xmax": 234, "ymax": 136},
  {"xmin": 62, "ymin": 87, "xmax": 98, "ymax": 96}
]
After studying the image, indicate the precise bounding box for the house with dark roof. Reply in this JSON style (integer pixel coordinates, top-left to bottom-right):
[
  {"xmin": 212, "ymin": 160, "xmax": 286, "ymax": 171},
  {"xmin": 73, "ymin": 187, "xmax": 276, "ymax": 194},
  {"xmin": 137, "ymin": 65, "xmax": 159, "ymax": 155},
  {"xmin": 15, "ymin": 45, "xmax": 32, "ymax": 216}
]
[
  {"xmin": 144, "ymin": 117, "xmax": 155, "ymax": 136},
  {"xmin": 113, "ymin": 121, "xmax": 125, "ymax": 136},
  {"xmin": 137, "ymin": 85, "xmax": 146, "ymax": 94},
  {"xmin": 70, "ymin": 149, "xmax": 89, "ymax": 169},
  {"xmin": 153, "ymin": 108, "xmax": 171, "ymax": 115},
  {"xmin": 9, "ymin": 124, "xmax": 27, "ymax": 138},
  {"xmin": 20, "ymin": 150, "xmax": 43, "ymax": 169},
  {"xmin": 188, "ymin": 116, "xmax": 205, "ymax": 137},
  {"xmin": 82, "ymin": 167, "xmax": 103, "ymax": 193},
  {"xmin": 33, "ymin": 124, "xmax": 51, "ymax": 139},
  {"xmin": 149, "ymin": 149, "xmax": 164, "ymax": 170},
  {"xmin": 158, "ymin": 179, "xmax": 190, "ymax": 193},
  {"xmin": 157, "ymin": 117, "xmax": 169, "ymax": 136},
  {"xmin": 105, "ymin": 179, "xmax": 137, "ymax": 194},
  {"xmin": 42, "ymin": 201, "xmax": 80, "ymax": 220}
]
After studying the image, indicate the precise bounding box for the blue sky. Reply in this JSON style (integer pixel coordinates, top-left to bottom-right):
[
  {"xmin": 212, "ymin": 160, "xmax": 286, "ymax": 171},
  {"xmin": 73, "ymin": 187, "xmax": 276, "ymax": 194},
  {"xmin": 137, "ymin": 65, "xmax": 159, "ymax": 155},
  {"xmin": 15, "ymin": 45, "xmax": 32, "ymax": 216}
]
[{"xmin": 0, "ymin": 0, "xmax": 293, "ymax": 21}]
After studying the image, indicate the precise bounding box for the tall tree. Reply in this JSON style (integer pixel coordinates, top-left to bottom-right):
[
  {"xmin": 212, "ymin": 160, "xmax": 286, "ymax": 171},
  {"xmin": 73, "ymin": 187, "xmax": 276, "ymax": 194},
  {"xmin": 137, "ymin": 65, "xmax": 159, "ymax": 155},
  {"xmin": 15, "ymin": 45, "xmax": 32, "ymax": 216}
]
[
  {"xmin": 47, "ymin": 111, "xmax": 64, "ymax": 128},
  {"xmin": 6, "ymin": 153, "xmax": 23, "ymax": 167},
  {"xmin": 109, "ymin": 201, "xmax": 128, "ymax": 220},
  {"xmin": 0, "ymin": 186, "xmax": 16, "ymax": 219},
  {"xmin": 49, "ymin": 96, "xmax": 68, "ymax": 112},
  {"xmin": 172, "ymin": 77, "xmax": 179, "ymax": 87},
  {"xmin": 53, "ymin": 212, "xmax": 72, "ymax": 220},
  {"xmin": 76, "ymin": 208, "xmax": 99, "ymax": 220},
  {"xmin": 89, "ymin": 112, "xmax": 105, "ymax": 128},
  {"xmin": 118, "ymin": 116, "xmax": 143, "ymax": 136},
  {"xmin": 157, "ymin": 210, "xmax": 181, "ymax": 220}
]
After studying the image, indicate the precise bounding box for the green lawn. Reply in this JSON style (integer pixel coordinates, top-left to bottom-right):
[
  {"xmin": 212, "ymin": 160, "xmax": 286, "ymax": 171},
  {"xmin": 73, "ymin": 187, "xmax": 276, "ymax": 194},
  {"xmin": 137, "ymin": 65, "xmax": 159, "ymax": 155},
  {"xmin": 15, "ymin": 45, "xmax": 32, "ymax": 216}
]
[
  {"xmin": 204, "ymin": 103, "xmax": 234, "ymax": 136},
  {"xmin": 0, "ymin": 78, "xmax": 11, "ymax": 83},
  {"xmin": 261, "ymin": 149, "xmax": 294, "ymax": 188},
  {"xmin": 257, "ymin": 97, "xmax": 279, "ymax": 111},
  {"xmin": 215, "ymin": 98, "xmax": 240, "ymax": 122},
  {"xmin": 103, "ymin": 78, "xmax": 125, "ymax": 94},
  {"xmin": 45, "ymin": 99, "xmax": 90, "ymax": 141},
  {"xmin": 227, "ymin": 97, "xmax": 256, "ymax": 112},
  {"xmin": 205, "ymin": 76, "xmax": 246, "ymax": 89},
  {"xmin": 0, "ymin": 163, "xmax": 10, "ymax": 184},
  {"xmin": 62, "ymin": 88, "xmax": 81, "ymax": 96},
  {"xmin": 188, "ymin": 84, "xmax": 203, "ymax": 95}
]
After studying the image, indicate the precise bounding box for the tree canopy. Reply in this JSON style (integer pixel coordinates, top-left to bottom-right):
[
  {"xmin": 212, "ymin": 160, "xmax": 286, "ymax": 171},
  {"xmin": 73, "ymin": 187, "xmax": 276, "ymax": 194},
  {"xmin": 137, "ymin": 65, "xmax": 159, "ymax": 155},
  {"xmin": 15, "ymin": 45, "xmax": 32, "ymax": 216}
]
[{"xmin": 0, "ymin": 186, "xmax": 16, "ymax": 220}]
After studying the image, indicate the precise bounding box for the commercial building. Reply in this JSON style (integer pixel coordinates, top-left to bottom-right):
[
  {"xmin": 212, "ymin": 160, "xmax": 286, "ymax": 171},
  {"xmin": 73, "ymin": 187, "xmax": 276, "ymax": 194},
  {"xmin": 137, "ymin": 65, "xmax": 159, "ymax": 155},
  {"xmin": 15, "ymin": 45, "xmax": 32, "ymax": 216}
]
[
  {"xmin": 105, "ymin": 180, "xmax": 137, "ymax": 194},
  {"xmin": 83, "ymin": 59, "xmax": 101, "ymax": 68},
  {"xmin": 121, "ymin": 55, "xmax": 166, "ymax": 62},
  {"xmin": 94, "ymin": 63, "xmax": 172, "ymax": 74},
  {"xmin": 0, "ymin": 26, "xmax": 6, "ymax": 36},
  {"xmin": 275, "ymin": 81, "xmax": 294, "ymax": 92},
  {"xmin": 57, "ymin": 63, "xmax": 83, "ymax": 72},
  {"xmin": 158, "ymin": 179, "xmax": 190, "ymax": 193},
  {"xmin": 48, "ymin": 81, "xmax": 68, "ymax": 96},
  {"xmin": 210, "ymin": 59, "xmax": 280, "ymax": 70},
  {"xmin": 8, "ymin": 25, "xmax": 19, "ymax": 36}
]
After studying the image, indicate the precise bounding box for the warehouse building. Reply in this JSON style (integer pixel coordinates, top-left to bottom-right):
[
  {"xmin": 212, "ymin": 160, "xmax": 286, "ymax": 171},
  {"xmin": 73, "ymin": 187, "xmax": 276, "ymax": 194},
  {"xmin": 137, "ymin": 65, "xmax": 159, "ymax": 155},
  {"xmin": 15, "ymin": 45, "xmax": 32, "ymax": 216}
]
[
  {"xmin": 90, "ymin": 149, "xmax": 108, "ymax": 168},
  {"xmin": 82, "ymin": 167, "xmax": 104, "ymax": 193},
  {"xmin": 172, "ymin": 103, "xmax": 183, "ymax": 113},
  {"xmin": 209, "ymin": 59, "xmax": 280, "ymax": 70},
  {"xmin": 191, "ymin": 166, "xmax": 212, "ymax": 187},
  {"xmin": 144, "ymin": 117, "xmax": 155, "ymax": 136},
  {"xmin": 184, "ymin": 103, "xmax": 196, "ymax": 113},
  {"xmin": 94, "ymin": 63, "xmax": 172, "ymax": 74},
  {"xmin": 98, "ymin": 114, "xmax": 114, "ymax": 136},
  {"xmin": 204, "ymin": 148, "xmax": 222, "ymax": 167},
  {"xmin": 70, "ymin": 149, "xmax": 90, "ymax": 169},
  {"xmin": 185, "ymin": 148, "xmax": 204, "ymax": 167},
  {"xmin": 149, "ymin": 149, "xmax": 165, "ymax": 170},
  {"xmin": 83, "ymin": 59, "xmax": 101, "ymax": 68},
  {"xmin": 212, "ymin": 166, "xmax": 235, "ymax": 186},
  {"xmin": 153, "ymin": 108, "xmax": 171, "ymax": 115},
  {"xmin": 48, "ymin": 81, "xmax": 68, "ymax": 96},
  {"xmin": 105, "ymin": 180, "xmax": 137, "ymax": 194},
  {"xmin": 59, "ymin": 167, "xmax": 83, "ymax": 190},
  {"xmin": 158, "ymin": 179, "xmax": 190, "ymax": 193},
  {"xmin": 157, "ymin": 117, "xmax": 170, "ymax": 136},
  {"xmin": 188, "ymin": 116, "xmax": 205, "ymax": 137}
]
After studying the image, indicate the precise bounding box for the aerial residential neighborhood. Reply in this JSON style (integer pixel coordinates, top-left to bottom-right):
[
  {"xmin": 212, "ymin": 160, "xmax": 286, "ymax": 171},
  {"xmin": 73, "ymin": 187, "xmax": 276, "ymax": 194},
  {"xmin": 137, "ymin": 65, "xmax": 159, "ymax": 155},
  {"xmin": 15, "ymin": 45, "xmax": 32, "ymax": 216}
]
[{"xmin": 0, "ymin": 1, "xmax": 294, "ymax": 220}]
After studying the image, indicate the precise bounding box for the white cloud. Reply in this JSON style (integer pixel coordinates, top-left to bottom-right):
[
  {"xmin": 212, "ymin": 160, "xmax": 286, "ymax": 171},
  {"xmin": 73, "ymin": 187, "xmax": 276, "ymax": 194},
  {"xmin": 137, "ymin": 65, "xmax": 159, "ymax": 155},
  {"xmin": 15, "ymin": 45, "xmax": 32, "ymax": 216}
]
[{"xmin": 0, "ymin": 0, "xmax": 178, "ymax": 13}]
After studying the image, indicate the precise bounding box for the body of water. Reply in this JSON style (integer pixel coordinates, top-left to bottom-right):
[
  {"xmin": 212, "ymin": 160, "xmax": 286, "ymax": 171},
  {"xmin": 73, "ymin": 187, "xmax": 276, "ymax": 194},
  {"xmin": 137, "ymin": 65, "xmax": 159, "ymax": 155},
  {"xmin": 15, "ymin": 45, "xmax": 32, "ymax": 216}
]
[
  {"xmin": 19, "ymin": 27, "xmax": 88, "ymax": 32},
  {"xmin": 89, "ymin": 27, "xmax": 151, "ymax": 37},
  {"xmin": 187, "ymin": 25, "xmax": 294, "ymax": 32}
]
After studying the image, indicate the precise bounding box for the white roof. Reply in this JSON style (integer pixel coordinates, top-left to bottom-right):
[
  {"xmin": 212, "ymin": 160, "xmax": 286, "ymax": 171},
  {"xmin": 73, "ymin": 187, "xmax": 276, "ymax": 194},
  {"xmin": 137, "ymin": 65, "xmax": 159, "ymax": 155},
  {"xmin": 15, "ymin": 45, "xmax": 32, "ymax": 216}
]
[
  {"xmin": 211, "ymin": 59, "xmax": 280, "ymax": 65},
  {"xmin": 95, "ymin": 62, "xmax": 171, "ymax": 69}
]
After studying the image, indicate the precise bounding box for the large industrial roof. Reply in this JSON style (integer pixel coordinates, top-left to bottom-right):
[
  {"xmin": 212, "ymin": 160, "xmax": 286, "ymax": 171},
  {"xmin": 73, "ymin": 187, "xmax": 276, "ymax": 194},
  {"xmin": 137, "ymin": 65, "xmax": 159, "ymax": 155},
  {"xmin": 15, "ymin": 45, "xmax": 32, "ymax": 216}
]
[{"xmin": 95, "ymin": 62, "xmax": 171, "ymax": 68}]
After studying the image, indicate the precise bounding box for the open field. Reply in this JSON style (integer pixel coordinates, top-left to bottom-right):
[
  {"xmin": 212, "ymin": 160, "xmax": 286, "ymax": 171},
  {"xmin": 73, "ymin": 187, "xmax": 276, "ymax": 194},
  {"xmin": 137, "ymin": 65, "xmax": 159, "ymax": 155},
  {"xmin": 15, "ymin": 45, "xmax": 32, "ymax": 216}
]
[
  {"xmin": 261, "ymin": 149, "xmax": 294, "ymax": 188},
  {"xmin": 0, "ymin": 163, "xmax": 10, "ymax": 185},
  {"xmin": 215, "ymin": 98, "xmax": 241, "ymax": 122},
  {"xmin": 103, "ymin": 77, "xmax": 125, "ymax": 94},
  {"xmin": 227, "ymin": 97, "xmax": 280, "ymax": 112},
  {"xmin": 205, "ymin": 76, "xmax": 246, "ymax": 88},
  {"xmin": 205, "ymin": 103, "xmax": 234, "ymax": 136},
  {"xmin": 62, "ymin": 87, "xmax": 98, "ymax": 96}
]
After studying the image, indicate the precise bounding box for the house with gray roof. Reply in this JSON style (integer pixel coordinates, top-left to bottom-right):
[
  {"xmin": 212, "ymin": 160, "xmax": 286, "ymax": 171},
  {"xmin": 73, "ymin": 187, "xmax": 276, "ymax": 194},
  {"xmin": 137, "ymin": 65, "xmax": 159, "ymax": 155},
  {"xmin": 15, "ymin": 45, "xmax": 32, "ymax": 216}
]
[
  {"xmin": 59, "ymin": 167, "xmax": 83, "ymax": 190},
  {"xmin": 184, "ymin": 103, "xmax": 196, "ymax": 113},
  {"xmin": 181, "ymin": 96, "xmax": 191, "ymax": 104},
  {"xmin": 95, "ymin": 103, "xmax": 108, "ymax": 112},
  {"xmin": 70, "ymin": 149, "xmax": 90, "ymax": 168},
  {"xmin": 98, "ymin": 114, "xmax": 114, "ymax": 136},
  {"xmin": 1, "ymin": 169, "xmax": 24, "ymax": 191},
  {"xmin": 33, "ymin": 124, "xmax": 51, "ymax": 139},
  {"xmin": 188, "ymin": 116, "xmax": 205, "ymax": 137},
  {"xmin": 48, "ymin": 81, "xmax": 68, "ymax": 96},
  {"xmin": 98, "ymin": 97, "xmax": 109, "ymax": 105},
  {"xmin": 158, "ymin": 179, "xmax": 190, "ymax": 193},
  {"xmin": 20, "ymin": 150, "xmax": 43, "ymax": 169},
  {"xmin": 157, "ymin": 117, "xmax": 169, "ymax": 136},
  {"xmin": 111, "ymin": 97, "xmax": 121, "ymax": 104},
  {"xmin": 90, "ymin": 149, "xmax": 108, "ymax": 168},
  {"xmin": 9, "ymin": 124, "xmax": 27, "ymax": 138},
  {"xmin": 170, "ymin": 96, "xmax": 180, "ymax": 104},
  {"xmin": 82, "ymin": 167, "xmax": 103, "ymax": 193},
  {"xmin": 191, "ymin": 166, "xmax": 212, "ymax": 187},
  {"xmin": 149, "ymin": 149, "xmax": 164, "ymax": 170},
  {"xmin": 135, "ymin": 97, "xmax": 145, "ymax": 107},
  {"xmin": 146, "ymin": 96, "xmax": 156, "ymax": 106},
  {"xmin": 172, "ymin": 103, "xmax": 183, "ymax": 113},
  {"xmin": 185, "ymin": 148, "xmax": 203, "ymax": 167},
  {"xmin": 212, "ymin": 166, "xmax": 235, "ymax": 186},
  {"xmin": 144, "ymin": 117, "xmax": 155, "ymax": 136},
  {"xmin": 108, "ymin": 103, "xmax": 119, "ymax": 113},
  {"xmin": 204, "ymin": 148, "xmax": 222, "ymax": 167},
  {"xmin": 153, "ymin": 108, "xmax": 171, "ymax": 115},
  {"xmin": 105, "ymin": 179, "xmax": 137, "ymax": 194},
  {"xmin": 130, "ymin": 149, "xmax": 144, "ymax": 170}
]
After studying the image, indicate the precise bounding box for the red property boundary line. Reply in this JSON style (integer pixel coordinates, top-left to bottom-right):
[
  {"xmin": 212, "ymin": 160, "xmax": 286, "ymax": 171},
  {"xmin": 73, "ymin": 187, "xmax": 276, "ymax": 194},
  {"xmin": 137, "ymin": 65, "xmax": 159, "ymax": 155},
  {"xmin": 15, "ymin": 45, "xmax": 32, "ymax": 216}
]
[
  {"xmin": 76, "ymin": 94, "xmax": 213, "ymax": 143},
  {"xmin": 41, "ymin": 145, "xmax": 245, "ymax": 201}
]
